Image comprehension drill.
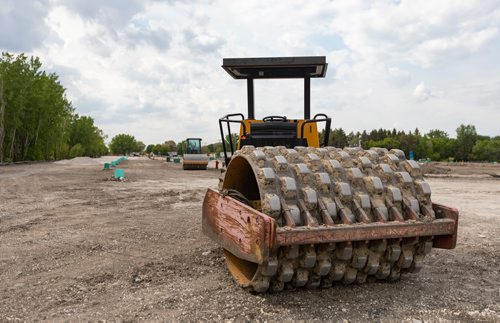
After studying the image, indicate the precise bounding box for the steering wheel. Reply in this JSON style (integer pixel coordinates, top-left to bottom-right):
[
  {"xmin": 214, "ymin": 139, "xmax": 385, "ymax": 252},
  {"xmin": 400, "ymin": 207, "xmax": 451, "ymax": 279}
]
[{"xmin": 262, "ymin": 116, "xmax": 287, "ymax": 122}]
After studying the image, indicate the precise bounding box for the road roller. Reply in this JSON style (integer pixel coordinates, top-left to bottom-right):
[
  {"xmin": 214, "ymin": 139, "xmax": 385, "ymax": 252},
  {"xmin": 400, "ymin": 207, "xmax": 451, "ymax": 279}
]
[
  {"xmin": 183, "ymin": 138, "xmax": 208, "ymax": 170},
  {"xmin": 202, "ymin": 56, "xmax": 459, "ymax": 292}
]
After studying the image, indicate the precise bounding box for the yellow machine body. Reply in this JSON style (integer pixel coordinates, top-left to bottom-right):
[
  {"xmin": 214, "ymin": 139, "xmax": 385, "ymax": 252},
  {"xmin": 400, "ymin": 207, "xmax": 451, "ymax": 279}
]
[{"xmin": 237, "ymin": 119, "xmax": 320, "ymax": 149}]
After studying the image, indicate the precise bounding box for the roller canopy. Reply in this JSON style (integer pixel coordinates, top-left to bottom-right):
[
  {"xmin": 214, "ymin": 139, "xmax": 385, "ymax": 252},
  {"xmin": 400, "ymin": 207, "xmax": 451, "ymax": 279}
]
[
  {"xmin": 222, "ymin": 56, "xmax": 328, "ymax": 79},
  {"xmin": 221, "ymin": 56, "xmax": 328, "ymax": 120}
]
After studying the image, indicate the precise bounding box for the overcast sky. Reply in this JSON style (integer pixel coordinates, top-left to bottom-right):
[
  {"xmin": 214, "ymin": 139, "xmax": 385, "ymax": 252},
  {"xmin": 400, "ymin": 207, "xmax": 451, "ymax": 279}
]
[{"xmin": 1, "ymin": 0, "xmax": 499, "ymax": 145}]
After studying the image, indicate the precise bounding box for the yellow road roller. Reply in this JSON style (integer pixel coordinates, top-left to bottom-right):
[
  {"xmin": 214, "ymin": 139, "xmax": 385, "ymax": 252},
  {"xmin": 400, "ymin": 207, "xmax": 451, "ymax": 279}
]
[{"xmin": 202, "ymin": 56, "xmax": 459, "ymax": 292}]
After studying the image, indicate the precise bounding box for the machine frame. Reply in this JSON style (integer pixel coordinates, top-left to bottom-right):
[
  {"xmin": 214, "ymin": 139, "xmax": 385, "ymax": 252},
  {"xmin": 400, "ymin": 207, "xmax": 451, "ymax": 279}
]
[{"xmin": 218, "ymin": 56, "xmax": 332, "ymax": 165}]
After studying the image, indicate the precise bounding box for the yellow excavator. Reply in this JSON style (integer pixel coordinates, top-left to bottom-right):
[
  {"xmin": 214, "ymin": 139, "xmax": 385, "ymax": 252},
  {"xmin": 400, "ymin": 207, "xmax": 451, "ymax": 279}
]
[
  {"xmin": 202, "ymin": 56, "xmax": 459, "ymax": 292},
  {"xmin": 182, "ymin": 138, "xmax": 208, "ymax": 170}
]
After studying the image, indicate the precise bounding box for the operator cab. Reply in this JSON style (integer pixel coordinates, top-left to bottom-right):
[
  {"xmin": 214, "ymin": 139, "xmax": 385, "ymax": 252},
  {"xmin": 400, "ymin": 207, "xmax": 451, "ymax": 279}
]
[
  {"xmin": 219, "ymin": 56, "xmax": 331, "ymax": 165},
  {"xmin": 239, "ymin": 116, "xmax": 306, "ymax": 148},
  {"xmin": 186, "ymin": 138, "xmax": 202, "ymax": 154}
]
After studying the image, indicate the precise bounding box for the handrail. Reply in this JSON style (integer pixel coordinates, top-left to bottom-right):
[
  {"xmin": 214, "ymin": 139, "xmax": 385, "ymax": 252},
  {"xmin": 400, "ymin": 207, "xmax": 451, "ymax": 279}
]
[
  {"xmin": 300, "ymin": 113, "xmax": 332, "ymax": 147},
  {"xmin": 219, "ymin": 113, "xmax": 247, "ymax": 165},
  {"xmin": 219, "ymin": 113, "xmax": 332, "ymax": 165}
]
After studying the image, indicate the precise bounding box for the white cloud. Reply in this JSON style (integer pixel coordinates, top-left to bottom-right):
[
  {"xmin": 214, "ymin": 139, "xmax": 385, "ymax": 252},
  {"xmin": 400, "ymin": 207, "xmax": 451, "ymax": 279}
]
[
  {"xmin": 388, "ymin": 67, "xmax": 411, "ymax": 84},
  {"xmin": 410, "ymin": 27, "xmax": 498, "ymax": 67},
  {"xmin": 413, "ymin": 82, "xmax": 432, "ymax": 102},
  {"xmin": 0, "ymin": 0, "xmax": 53, "ymax": 51},
  {"xmin": 2, "ymin": 0, "xmax": 500, "ymax": 144}
]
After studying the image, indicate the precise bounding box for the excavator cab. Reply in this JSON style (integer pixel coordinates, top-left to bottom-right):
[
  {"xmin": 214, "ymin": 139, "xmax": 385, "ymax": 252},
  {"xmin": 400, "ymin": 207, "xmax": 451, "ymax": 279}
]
[{"xmin": 203, "ymin": 56, "xmax": 459, "ymax": 293}]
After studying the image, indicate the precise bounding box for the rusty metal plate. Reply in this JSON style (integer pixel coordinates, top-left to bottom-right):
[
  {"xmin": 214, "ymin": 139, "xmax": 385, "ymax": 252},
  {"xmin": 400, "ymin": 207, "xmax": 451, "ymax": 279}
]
[
  {"xmin": 202, "ymin": 188, "xmax": 276, "ymax": 264},
  {"xmin": 203, "ymin": 189, "xmax": 459, "ymax": 266},
  {"xmin": 432, "ymin": 203, "xmax": 459, "ymax": 249},
  {"xmin": 275, "ymin": 219, "xmax": 456, "ymax": 246}
]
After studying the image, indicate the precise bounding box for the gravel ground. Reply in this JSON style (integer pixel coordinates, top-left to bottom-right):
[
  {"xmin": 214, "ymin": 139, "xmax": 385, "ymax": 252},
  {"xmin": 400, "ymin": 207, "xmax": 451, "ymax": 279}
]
[{"xmin": 0, "ymin": 158, "xmax": 499, "ymax": 321}]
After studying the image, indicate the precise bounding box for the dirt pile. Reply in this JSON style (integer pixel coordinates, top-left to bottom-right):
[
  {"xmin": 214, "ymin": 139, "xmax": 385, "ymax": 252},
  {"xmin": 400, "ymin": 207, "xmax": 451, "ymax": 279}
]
[
  {"xmin": 421, "ymin": 162, "xmax": 452, "ymax": 175},
  {"xmin": 54, "ymin": 157, "xmax": 102, "ymax": 166}
]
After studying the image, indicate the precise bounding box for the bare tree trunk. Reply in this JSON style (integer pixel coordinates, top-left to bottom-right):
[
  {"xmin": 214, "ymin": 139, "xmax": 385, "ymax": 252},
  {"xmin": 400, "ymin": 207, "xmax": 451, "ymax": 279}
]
[
  {"xmin": 24, "ymin": 118, "xmax": 41, "ymax": 160},
  {"xmin": 23, "ymin": 134, "xmax": 30, "ymax": 160},
  {"xmin": 0, "ymin": 78, "xmax": 5, "ymax": 162},
  {"xmin": 34, "ymin": 118, "xmax": 41, "ymax": 146},
  {"xmin": 9, "ymin": 127, "xmax": 16, "ymax": 161}
]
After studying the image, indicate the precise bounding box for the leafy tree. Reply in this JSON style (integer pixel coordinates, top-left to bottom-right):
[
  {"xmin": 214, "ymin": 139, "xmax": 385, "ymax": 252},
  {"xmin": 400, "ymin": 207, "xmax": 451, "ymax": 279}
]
[
  {"xmin": 426, "ymin": 129, "xmax": 448, "ymax": 139},
  {"xmin": 145, "ymin": 140, "xmax": 176, "ymax": 156},
  {"xmin": 225, "ymin": 133, "xmax": 238, "ymax": 151},
  {"xmin": 472, "ymin": 138, "xmax": 500, "ymax": 161},
  {"xmin": 176, "ymin": 140, "xmax": 186, "ymax": 155},
  {"xmin": 330, "ymin": 128, "xmax": 348, "ymax": 148},
  {"xmin": 68, "ymin": 115, "xmax": 107, "ymax": 157},
  {"xmin": 136, "ymin": 141, "xmax": 145, "ymax": 153},
  {"xmin": 109, "ymin": 134, "xmax": 140, "ymax": 155},
  {"xmin": 206, "ymin": 143, "xmax": 215, "ymax": 153},
  {"xmin": 152, "ymin": 143, "xmax": 169, "ymax": 155},
  {"xmin": 145, "ymin": 144, "xmax": 154, "ymax": 154},
  {"xmin": 203, "ymin": 142, "xmax": 223, "ymax": 155},
  {"xmin": 0, "ymin": 53, "xmax": 77, "ymax": 162},
  {"xmin": 347, "ymin": 131, "xmax": 360, "ymax": 147},
  {"xmin": 455, "ymin": 124, "xmax": 477, "ymax": 161},
  {"xmin": 0, "ymin": 77, "xmax": 5, "ymax": 161},
  {"xmin": 360, "ymin": 130, "xmax": 369, "ymax": 144},
  {"xmin": 164, "ymin": 140, "xmax": 176, "ymax": 152},
  {"xmin": 424, "ymin": 130, "xmax": 455, "ymax": 161},
  {"xmin": 69, "ymin": 143, "xmax": 84, "ymax": 158},
  {"xmin": 365, "ymin": 137, "xmax": 401, "ymax": 150}
]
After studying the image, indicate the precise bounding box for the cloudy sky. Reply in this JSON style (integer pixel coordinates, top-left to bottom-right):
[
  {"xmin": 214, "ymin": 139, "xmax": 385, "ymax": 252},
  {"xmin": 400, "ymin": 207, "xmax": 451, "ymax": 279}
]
[{"xmin": 1, "ymin": 0, "xmax": 499, "ymax": 145}]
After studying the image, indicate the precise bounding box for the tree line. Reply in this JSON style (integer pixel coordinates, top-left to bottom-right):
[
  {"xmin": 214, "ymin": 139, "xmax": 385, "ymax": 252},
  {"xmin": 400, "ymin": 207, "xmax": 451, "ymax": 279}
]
[
  {"xmin": 140, "ymin": 127, "xmax": 498, "ymax": 162},
  {"xmin": 0, "ymin": 53, "xmax": 107, "ymax": 162},
  {"xmin": 322, "ymin": 124, "xmax": 500, "ymax": 162}
]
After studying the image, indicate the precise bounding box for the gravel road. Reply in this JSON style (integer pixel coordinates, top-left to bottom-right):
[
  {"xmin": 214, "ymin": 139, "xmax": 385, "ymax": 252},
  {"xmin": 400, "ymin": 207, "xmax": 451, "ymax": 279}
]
[{"xmin": 0, "ymin": 158, "xmax": 498, "ymax": 321}]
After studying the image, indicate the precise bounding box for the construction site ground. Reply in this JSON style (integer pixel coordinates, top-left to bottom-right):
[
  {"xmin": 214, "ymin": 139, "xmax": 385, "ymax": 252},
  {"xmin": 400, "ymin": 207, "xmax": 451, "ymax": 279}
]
[{"xmin": 1, "ymin": 157, "xmax": 499, "ymax": 321}]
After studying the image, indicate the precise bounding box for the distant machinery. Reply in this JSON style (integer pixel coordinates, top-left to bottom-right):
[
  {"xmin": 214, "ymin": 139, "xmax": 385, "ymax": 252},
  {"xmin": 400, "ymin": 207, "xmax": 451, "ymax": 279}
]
[{"xmin": 182, "ymin": 138, "xmax": 208, "ymax": 170}]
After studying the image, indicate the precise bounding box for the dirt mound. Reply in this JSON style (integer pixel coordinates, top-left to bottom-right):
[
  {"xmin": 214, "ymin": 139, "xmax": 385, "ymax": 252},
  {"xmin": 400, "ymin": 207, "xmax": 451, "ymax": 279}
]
[
  {"xmin": 421, "ymin": 162, "xmax": 452, "ymax": 175},
  {"xmin": 55, "ymin": 157, "xmax": 101, "ymax": 166}
]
